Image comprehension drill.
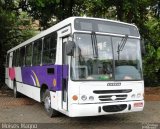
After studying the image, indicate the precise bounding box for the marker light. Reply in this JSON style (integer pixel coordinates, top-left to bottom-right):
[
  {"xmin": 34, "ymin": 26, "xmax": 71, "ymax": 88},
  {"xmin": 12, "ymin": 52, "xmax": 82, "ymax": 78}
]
[
  {"xmin": 81, "ymin": 95, "xmax": 87, "ymax": 101},
  {"xmin": 131, "ymin": 94, "xmax": 136, "ymax": 98},
  {"xmin": 89, "ymin": 96, "xmax": 94, "ymax": 101},
  {"xmin": 137, "ymin": 93, "xmax": 141, "ymax": 98},
  {"xmin": 72, "ymin": 95, "xmax": 78, "ymax": 101}
]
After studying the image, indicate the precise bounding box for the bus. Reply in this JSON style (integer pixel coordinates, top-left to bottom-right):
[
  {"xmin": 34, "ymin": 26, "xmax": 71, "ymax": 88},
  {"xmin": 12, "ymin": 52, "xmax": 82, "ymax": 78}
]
[{"xmin": 5, "ymin": 17, "xmax": 144, "ymax": 117}]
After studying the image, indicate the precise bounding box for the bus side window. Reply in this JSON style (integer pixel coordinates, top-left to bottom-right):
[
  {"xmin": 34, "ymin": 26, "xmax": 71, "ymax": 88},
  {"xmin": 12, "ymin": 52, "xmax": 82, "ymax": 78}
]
[
  {"xmin": 12, "ymin": 50, "xmax": 17, "ymax": 67},
  {"xmin": 43, "ymin": 36, "xmax": 51, "ymax": 64},
  {"xmin": 51, "ymin": 32, "xmax": 57, "ymax": 63},
  {"xmin": 43, "ymin": 32, "xmax": 57, "ymax": 65},
  {"xmin": 6, "ymin": 54, "xmax": 9, "ymax": 67},
  {"xmin": 20, "ymin": 47, "xmax": 26, "ymax": 67},
  {"xmin": 25, "ymin": 44, "xmax": 32, "ymax": 66},
  {"xmin": 8, "ymin": 54, "xmax": 10, "ymax": 67},
  {"xmin": 33, "ymin": 40, "xmax": 42, "ymax": 66},
  {"xmin": 16, "ymin": 49, "xmax": 20, "ymax": 67}
]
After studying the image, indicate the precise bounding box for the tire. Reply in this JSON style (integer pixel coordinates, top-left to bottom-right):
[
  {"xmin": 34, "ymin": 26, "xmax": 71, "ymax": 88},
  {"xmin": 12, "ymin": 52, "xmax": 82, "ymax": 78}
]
[
  {"xmin": 43, "ymin": 90, "xmax": 59, "ymax": 117},
  {"xmin": 13, "ymin": 80, "xmax": 20, "ymax": 98}
]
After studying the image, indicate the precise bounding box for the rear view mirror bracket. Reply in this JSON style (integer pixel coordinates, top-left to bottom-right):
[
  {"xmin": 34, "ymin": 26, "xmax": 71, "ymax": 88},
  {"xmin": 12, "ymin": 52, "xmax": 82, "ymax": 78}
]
[{"xmin": 66, "ymin": 41, "xmax": 75, "ymax": 56}]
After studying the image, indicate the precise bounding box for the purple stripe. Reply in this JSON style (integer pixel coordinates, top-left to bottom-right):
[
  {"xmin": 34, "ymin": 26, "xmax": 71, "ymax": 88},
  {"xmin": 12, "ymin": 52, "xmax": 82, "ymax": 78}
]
[{"xmin": 21, "ymin": 65, "xmax": 68, "ymax": 91}]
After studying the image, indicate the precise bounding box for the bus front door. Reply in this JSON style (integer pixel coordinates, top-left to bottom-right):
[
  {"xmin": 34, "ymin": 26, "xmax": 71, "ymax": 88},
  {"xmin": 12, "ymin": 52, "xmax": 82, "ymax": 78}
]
[{"xmin": 62, "ymin": 37, "xmax": 69, "ymax": 111}]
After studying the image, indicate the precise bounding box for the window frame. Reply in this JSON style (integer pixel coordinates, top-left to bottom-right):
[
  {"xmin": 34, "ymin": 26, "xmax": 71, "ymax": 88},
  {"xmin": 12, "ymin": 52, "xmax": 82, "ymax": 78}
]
[
  {"xmin": 19, "ymin": 46, "xmax": 26, "ymax": 67},
  {"xmin": 25, "ymin": 43, "xmax": 33, "ymax": 66},
  {"xmin": 32, "ymin": 39, "xmax": 43, "ymax": 66},
  {"xmin": 42, "ymin": 32, "xmax": 57, "ymax": 65}
]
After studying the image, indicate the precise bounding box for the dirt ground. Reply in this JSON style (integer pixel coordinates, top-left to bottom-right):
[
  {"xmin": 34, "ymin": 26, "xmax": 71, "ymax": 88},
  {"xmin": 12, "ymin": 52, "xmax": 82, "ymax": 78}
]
[
  {"xmin": 0, "ymin": 86, "xmax": 160, "ymax": 129},
  {"xmin": 145, "ymin": 87, "xmax": 160, "ymax": 101}
]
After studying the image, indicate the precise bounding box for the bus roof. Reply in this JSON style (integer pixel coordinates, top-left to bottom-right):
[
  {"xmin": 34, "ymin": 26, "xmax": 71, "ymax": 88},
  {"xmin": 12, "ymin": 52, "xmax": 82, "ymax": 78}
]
[{"xmin": 7, "ymin": 17, "xmax": 138, "ymax": 53}]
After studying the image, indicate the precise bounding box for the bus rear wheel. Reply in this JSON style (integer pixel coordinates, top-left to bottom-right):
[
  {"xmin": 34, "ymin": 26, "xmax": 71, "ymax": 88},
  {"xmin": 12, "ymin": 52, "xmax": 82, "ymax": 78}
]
[
  {"xmin": 43, "ymin": 90, "xmax": 59, "ymax": 117},
  {"xmin": 13, "ymin": 80, "xmax": 20, "ymax": 98}
]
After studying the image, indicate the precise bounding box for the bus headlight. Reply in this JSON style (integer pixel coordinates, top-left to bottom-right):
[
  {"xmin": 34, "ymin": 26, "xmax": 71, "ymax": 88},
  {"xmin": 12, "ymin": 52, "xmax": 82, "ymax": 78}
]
[
  {"xmin": 81, "ymin": 95, "xmax": 87, "ymax": 101},
  {"xmin": 89, "ymin": 96, "xmax": 94, "ymax": 101},
  {"xmin": 131, "ymin": 94, "xmax": 136, "ymax": 98},
  {"xmin": 137, "ymin": 93, "xmax": 141, "ymax": 98}
]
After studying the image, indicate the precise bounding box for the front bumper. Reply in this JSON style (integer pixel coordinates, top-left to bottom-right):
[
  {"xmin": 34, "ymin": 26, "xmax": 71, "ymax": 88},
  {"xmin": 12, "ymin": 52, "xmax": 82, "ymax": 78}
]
[{"xmin": 68, "ymin": 100, "xmax": 144, "ymax": 117}]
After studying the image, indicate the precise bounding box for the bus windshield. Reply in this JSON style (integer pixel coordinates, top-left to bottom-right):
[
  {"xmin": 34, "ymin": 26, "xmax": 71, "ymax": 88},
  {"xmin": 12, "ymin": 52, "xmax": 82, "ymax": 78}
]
[{"xmin": 71, "ymin": 33, "xmax": 142, "ymax": 81}]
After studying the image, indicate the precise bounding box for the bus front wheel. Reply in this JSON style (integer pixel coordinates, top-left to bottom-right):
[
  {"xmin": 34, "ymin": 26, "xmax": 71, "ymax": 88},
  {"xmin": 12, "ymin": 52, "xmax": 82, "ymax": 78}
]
[{"xmin": 43, "ymin": 90, "xmax": 59, "ymax": 117}]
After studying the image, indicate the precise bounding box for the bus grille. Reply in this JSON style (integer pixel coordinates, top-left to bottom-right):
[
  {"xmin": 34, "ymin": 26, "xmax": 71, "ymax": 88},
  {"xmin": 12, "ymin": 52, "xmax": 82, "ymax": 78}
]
[
  {"xmin": 93, "ymin": 90, "xmax": 131, "ymax": 102},
  {"xmin": 93, "ymin": 89, "xmax": 132, "ymax": 94},
  {"xmin": 102, "ymin": 104, "xmax": 127, "ymax": 112},
  {"xmin": 98, "ymin": 94, "xmax": 127, "ymax": 101}
]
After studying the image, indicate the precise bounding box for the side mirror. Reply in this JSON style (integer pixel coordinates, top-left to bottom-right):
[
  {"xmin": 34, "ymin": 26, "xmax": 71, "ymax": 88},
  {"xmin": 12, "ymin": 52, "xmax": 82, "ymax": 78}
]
[
  {"xmin": 66, "ymin": 41, "xmax": 75, "ymax": 56},
  {"xmin": 141, "ymin": 38, "xmax": 146, "ymax": 56}
]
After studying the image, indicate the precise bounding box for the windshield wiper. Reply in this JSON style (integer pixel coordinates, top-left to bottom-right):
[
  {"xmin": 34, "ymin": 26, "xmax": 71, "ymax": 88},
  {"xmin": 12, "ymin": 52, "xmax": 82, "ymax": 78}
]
[
  {"xmin": 91, "ymin": 31, "xmax": 98, "ymax": 58},
  {"xmin": 117, "ymin": 34, "xmax": 128, "ymax": 60}
]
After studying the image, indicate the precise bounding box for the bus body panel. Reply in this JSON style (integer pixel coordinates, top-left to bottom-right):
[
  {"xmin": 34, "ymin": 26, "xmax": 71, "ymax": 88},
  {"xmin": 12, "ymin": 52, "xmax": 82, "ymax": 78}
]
[
  {"xmin": 15, "ymin": 67, "xmax": 23, "ymax": 82},
  {"xmin": 17, "ymin": 82, "xmax": 41, "ymax": 102},
  {"xmin": 5, "ymin": 68, "xmax": 9, "ymax": 87},
  {"xmin": 68, "ymin": 100, "xmax": 144, "ymax": 117},
  {"xmin": 65, "ymin": 80, "xmax": 144, "ymax": 117},
  {"xmin": 50, "ymin": 91, "xmax": 59, "ymax": 110},
  {"xmin": 7, "ymin": 52, "xmax": 14, "ymax": 89},
  {"xmin": 21, "ymin": 65, "xmax": 62, "ymax": 91},
  {"xmin": 78, "ymin": 81, "xmax": 144, "ymax": 104},
  {"xmin": 5, "ymin": 17, "xmax": 144, "ymax": 117}
]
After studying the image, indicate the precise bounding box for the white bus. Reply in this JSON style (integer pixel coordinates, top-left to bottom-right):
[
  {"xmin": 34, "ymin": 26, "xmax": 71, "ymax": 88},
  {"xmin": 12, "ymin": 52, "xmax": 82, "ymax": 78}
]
[{"xmin": 5, "ymin": 17, "xmax": 144, "ymax": 117}]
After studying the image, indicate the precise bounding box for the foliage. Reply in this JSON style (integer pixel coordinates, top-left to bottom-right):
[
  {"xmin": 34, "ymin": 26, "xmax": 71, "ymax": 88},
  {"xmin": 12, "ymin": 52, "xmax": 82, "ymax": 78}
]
[
  {"xmin": 0, "ymin": 0, "xmax": 160, "ymax": 86},
  {"xmin": 143, "ymin": 16, "xmax": 160, "ymax": 86},
  {"xmin": 0, "ymin": 0, "xmax": 36, "ymax": 83},
  {"xmin": 19, "ymin": 0, "xmax": 77, "ymax": 29}
]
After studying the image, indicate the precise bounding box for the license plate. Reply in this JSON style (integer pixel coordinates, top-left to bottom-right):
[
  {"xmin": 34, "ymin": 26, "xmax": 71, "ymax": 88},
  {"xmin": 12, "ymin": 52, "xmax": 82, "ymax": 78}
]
[{"xmin": 134, "ymin": 102, "xmax": 143, "ymax": 107}]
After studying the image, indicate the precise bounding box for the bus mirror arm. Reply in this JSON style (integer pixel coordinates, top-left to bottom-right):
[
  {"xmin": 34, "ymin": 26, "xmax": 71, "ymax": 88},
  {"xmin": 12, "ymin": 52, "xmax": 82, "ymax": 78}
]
[{"xmin": 66, "ymin": 41, "xmax": 75, "ymax": 56}]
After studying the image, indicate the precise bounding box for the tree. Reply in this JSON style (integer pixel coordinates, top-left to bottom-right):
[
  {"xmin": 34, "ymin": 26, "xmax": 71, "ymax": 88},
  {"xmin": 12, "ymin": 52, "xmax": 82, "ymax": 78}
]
[
  {"xmin": 0, "ymin": 0, "xmax": 36, "ymax": 85},
  {"xmin": 0, "ymin": 0, "xmax": 160, "ymax": 86},
  {"xmin": 19, "ymin": 0, "xmax": 77, "ymax": 29},
  {"xmin": 143, "ymin": 14, "xmax": 160, "ymax": 86}
]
